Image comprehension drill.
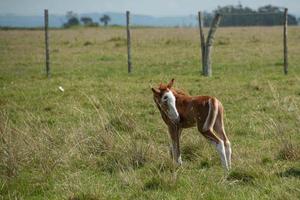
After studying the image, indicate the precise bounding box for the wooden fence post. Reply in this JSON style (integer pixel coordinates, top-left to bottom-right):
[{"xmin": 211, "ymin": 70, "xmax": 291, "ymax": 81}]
[
  {"xmin": 44, "ymin": 9, "xmax": 50, "ymax": 78},
  {"xmin": 283, "ymin": 8, "xmax": 288, "ymax": 75},
  {"xmin": 126, "ymin": 11, "xmax": 132, "ymax": 73},
  {"xmin": 203, "ymin": 13, "xmax": 221, "ymax": 77},
  {"xmin": 198, "ymin": 11, "xmax": 206, "ymax": 75}
]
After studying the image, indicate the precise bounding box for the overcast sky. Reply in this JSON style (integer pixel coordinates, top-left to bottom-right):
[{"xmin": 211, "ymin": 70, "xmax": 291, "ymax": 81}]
[{"xmin": 1, "ymin": 0, "xmax": 299, "ymax": 16}]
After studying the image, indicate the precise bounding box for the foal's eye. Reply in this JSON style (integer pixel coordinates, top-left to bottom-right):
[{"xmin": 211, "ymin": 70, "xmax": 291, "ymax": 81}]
[{"xmin": 163, "ymin": 96, "xmax": 168, "ymax": 100}]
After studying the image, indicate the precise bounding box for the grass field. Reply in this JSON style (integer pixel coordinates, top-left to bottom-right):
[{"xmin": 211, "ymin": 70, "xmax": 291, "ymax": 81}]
[{"xmin": 0, "ymin": 26, "xmax": 300, "ymax": 199}]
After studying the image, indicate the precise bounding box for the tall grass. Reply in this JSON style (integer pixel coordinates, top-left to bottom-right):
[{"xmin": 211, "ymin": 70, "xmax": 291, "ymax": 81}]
[{"xmin": 0, "ymin": 26, "xmax": 300, "ymax": 199}]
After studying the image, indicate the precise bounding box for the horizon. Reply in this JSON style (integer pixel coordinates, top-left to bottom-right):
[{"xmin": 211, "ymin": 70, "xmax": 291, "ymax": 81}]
[
  {"xmin": 0, "ymin": 0, "xmax": 300, "ymax": 17},
  {"xmin": 1, "ymin": 10, "xmax": 299, "ymax": 18}
]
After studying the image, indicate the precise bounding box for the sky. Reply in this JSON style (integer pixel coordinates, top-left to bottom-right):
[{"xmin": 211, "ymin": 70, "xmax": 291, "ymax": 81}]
[{"xmin": 0, "ymin": 0, "xmax": 299, "ymax": 16}]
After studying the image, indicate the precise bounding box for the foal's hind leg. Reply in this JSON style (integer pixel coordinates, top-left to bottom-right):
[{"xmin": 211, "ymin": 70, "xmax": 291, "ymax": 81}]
[
  {"xmin": 199, "ymin": 98, "xmax": 229, "ymax": 170},
  {"xmin": 213, "ymin": 109, "xmax": 232, "ymax": 169},
  {"xmin": 201, "ymin": 130, "xmax": 228, "ymax": 171}
]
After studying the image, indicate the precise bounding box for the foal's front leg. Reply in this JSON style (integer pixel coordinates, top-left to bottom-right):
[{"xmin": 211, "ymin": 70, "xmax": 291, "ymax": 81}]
[{"xmin": 168, "ymin": 126, "xmax": 182, "ymax": 165}]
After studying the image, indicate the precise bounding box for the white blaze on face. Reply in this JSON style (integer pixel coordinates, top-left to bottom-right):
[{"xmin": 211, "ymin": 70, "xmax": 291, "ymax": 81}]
[{"xmin": 161, "ymin": 90, "xmax": 179, "ymax": 121}]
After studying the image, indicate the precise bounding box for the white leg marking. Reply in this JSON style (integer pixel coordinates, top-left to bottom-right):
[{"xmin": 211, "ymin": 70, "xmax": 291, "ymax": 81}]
[
  {"xmin": 171, "ymin": 141, "xmax": 182, "ymax": 165},
  {"xmin": 211, "ymin": 140, "xmax": 228, "ymax": 170},
  {"xmin": 177, "ymin": 155, "xmax": 182, "ymax": 165},
  {"xmin": 225, "ymin": 141, "xmax": 232, "ymax": 169},
  {"xmin": 221, "ymin": 118, "xmax": 231, "ymax": 169},
  {"xmin": 203, "ymin": 99, "xmax": 218, "ymax": 132}
]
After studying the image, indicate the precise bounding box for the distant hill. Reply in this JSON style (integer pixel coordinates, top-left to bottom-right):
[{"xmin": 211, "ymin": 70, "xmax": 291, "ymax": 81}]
[
  {"xmin": 0, "ymin": 12, "xmax": 198, "ymax": 28},
  {"xmin": 0, "ymin": 10, "xmax": 298, "ymax": 28},
  {"xmin": 0, "ymin": 14, "xmax": 65, "ymax": 27}
]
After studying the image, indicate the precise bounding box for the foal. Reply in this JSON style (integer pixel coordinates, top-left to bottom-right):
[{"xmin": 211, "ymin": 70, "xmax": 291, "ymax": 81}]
[{"xmin": 151, "ymin": 79, "xmax": 232, "ymax": 170}]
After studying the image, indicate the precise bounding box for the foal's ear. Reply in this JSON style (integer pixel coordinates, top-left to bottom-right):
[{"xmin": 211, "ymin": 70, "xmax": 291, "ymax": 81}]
[
  {"xmin": 151, "ymin": 87, "xmax": 160, "ymax": 94},
  {"xmin": 167, "ymin": 78, "xmax": 175, "ymax": 89}
]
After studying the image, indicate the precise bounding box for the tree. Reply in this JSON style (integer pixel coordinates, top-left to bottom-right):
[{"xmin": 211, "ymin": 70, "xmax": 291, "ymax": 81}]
[
  {"xmin": 258, "ymin": 5, "xmax": 281, "ymax": 13},
  {"xmin": 212, "ymin": 4, "xmax": 298, "ymax": 26},
  {"xmin": 100, "ymin": 15, "xmax": 111, "ymax": 26},
  {"xmin": 67, "ymin": 17, "xmax": 80, "ymax": 26},
  {"xmin": 81, "ymin": 17, "xmax": 93, "ymax": 26},
  {"xmin": 63, "ymin": 11, "xmax": 80, "ymax": 28}
]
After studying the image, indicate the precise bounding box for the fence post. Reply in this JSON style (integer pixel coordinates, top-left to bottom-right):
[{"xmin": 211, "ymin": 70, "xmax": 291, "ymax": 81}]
[
  {"xmin": 283, "ymin": 8, "xmax": 288, "ymax": 75},
  {"xmin": 44, "ymin": 9, "xmax": 50, "ymax": 78},
  {"xmin": 198, "ymin": 11, "xmax": 206, "ymax": 75},
  {"xmin": 126, "ymin": 11, "xmax": 132, "ymax": 73},
  {"xmin": 203, "ymin": 13, "xmax": 221, "ymax": 77}
]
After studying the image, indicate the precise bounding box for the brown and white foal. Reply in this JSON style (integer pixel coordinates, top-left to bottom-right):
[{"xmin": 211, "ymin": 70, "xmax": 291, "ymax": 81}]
[{"xmin": 152, "ymin": 79, "xmax": 232, "ymax": 170}]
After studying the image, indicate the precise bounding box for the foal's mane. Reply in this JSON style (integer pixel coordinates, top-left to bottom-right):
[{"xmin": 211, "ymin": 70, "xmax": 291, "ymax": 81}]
[{"xmin": 172, "ymin": 88, "xmax": 189, "ymax": 97}]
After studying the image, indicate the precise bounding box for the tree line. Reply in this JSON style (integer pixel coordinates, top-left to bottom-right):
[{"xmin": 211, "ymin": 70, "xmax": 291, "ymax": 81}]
[
  {"xmin": 204, "ymin": 4, "xmax": 298, "ymax": 27},
  {"xmin": 63, "ymin": 11, "xmax": 111, "ymax": 28},
  {"xmin": 63, "ymin": 4, "xmax": 298, "ymax": 28}
]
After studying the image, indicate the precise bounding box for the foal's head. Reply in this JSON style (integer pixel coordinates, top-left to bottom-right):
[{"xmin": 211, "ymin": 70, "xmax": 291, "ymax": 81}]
[
  {"xmin": 151, "ymin": 79, "xmax": 189, "ymax": 104},
  {"xmin": 151, "ymin": 79, "xmax": 181, "ymax": 123},
  {"xmin": 151, "ymin": 79, "xmax": 176, "ymax": 107}
]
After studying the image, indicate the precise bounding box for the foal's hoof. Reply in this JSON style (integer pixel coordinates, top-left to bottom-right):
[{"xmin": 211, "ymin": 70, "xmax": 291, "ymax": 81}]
[{"xmin": 176, "ymin": 156, "xmax": 183, "ymax": 166}]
